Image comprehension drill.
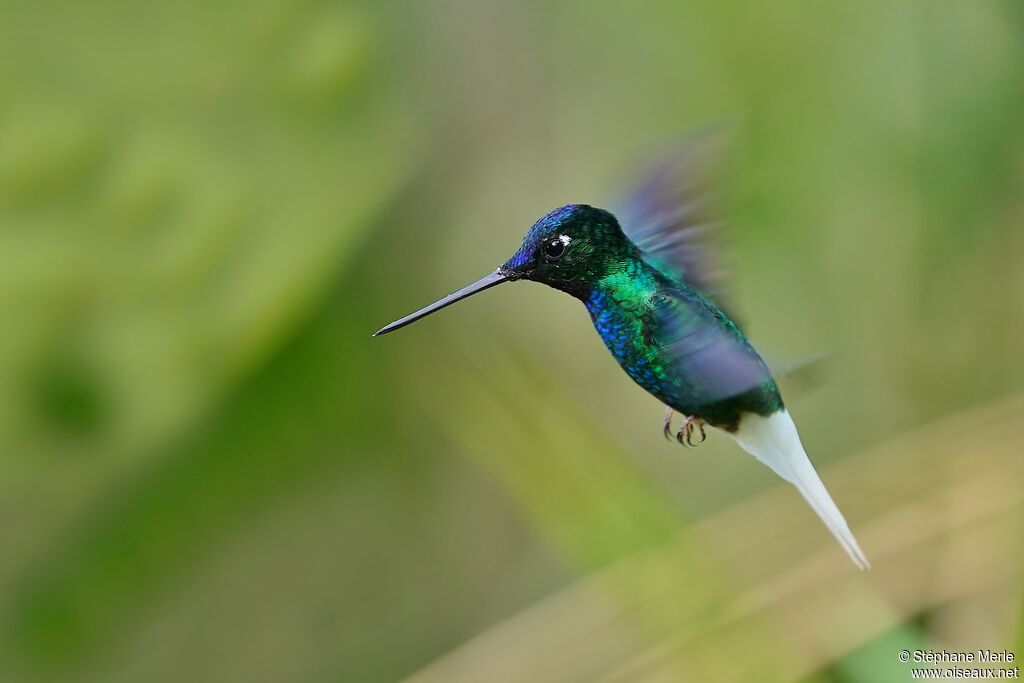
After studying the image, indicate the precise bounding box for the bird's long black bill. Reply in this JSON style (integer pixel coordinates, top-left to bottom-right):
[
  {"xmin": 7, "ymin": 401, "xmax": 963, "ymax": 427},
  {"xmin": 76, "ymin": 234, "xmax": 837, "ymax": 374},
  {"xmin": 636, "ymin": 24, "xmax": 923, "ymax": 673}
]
[{"xmin": 373, "ymin": 270, "xmax": 510, "ymax": 336}]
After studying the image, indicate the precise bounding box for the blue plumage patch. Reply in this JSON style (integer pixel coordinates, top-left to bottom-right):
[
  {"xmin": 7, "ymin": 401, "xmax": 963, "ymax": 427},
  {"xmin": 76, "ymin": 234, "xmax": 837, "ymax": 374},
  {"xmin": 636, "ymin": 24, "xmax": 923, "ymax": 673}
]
[{"xmin": 504, "ymin": 205, "xmax": 584, "ymax": 269}]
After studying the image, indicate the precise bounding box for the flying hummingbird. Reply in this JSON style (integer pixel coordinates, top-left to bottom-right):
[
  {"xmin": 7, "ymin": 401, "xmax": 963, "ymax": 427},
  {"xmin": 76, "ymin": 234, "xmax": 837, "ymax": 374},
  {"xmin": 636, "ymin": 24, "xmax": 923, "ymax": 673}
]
[{"xmin": 373, "ymin": 137, "xmax": 870, "ymax": 570}]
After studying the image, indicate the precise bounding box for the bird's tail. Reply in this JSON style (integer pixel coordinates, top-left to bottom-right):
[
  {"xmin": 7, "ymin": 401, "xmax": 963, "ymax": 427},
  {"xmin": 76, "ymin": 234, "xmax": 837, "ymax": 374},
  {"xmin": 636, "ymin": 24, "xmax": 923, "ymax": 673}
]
[{"xmin": 730, "ymin": 410, "xmax": 870, "ymax": 570}]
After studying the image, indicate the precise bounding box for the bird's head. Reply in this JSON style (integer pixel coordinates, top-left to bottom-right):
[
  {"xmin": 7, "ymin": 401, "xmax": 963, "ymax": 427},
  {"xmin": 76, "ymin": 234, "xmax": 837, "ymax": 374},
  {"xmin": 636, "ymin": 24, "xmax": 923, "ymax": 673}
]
[
  {"xmin": 373, "ymin": 204, "xmax": 639, "ymax": 336},
  {"xmin": 500, "ymin": 204, "xmax": 638, "ymax": 297}
]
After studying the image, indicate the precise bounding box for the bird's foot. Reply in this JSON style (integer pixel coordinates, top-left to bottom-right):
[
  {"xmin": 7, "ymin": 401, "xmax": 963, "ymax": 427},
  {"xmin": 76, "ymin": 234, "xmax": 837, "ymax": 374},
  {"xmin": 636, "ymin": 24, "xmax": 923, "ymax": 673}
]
[
  {"xmin": 675, "ymin": 414, "xmax": 706, "ymax": 447},
  {"xmin": 662, "ymin": 406, "xmax": 675, "ymax": 441}
]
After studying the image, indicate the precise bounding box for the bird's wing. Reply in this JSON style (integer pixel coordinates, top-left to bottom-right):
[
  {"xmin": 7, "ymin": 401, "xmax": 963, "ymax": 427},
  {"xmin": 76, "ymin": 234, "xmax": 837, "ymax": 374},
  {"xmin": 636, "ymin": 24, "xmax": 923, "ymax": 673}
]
[
  {"xmin": 615, "ymin": 130, "xmax": 734, "ymax": 316},
  {"xmin": 649, "ymin": 291, "xmax": 774, "ymax": 405}
]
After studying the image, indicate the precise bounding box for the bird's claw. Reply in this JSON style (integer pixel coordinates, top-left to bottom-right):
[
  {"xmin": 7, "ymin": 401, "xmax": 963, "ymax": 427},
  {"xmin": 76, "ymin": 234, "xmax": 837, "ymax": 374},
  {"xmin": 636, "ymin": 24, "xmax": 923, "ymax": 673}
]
[
  {"xmin": 676, "ymin": 417, "xmax": 706, "ymax": 447},
  {"xmin": 663, "ymin": 408, "xmax": 705, "ymax": 447}
]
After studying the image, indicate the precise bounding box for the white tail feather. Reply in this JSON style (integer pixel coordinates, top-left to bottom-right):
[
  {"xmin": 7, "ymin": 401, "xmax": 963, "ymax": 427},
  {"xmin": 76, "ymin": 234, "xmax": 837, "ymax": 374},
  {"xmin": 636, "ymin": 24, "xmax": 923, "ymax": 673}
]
[{"xmin": 730, "ymin": 410, "xmax": 870, "ymax": 570}]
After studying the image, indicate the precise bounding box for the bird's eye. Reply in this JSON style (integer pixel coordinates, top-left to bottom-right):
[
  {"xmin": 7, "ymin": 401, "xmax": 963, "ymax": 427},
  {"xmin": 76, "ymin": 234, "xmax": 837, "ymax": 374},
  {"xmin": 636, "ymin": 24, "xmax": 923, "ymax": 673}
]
[{"xmin": 543, "ymin": 237, "xmax": 566, "ymax": 260}]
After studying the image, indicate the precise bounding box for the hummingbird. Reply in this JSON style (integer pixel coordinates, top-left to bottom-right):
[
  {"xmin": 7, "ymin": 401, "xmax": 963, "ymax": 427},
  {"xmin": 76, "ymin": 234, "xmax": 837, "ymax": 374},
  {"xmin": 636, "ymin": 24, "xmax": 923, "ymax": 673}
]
[{"xmin": 373, "ymin": 138, "xmax": 870, "ymax": 570}]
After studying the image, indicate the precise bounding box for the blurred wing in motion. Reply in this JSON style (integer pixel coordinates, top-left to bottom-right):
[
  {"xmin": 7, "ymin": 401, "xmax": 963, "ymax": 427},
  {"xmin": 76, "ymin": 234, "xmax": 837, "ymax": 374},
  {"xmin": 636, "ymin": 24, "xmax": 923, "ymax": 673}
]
[
  {"xmin": 650, "ymin": 291, "xmax": 773, "ymax": 406},
  {"xmin": 615, "ymin": 129, "xmax": 735, "ymax": 317},
  {"xmin": 768, "ymin": 350, "xmax": 834, "ymax": 398}
]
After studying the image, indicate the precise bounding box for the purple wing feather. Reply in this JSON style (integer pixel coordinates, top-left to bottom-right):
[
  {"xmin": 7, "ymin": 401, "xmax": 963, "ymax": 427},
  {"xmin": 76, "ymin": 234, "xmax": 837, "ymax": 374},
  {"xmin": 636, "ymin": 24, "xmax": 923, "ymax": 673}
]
[
  {"xmin": 615, "ymin": 130, "xmax": 735, "ymax": 318},
  {"xmin": 650, "ymin": 291, "xmax": 774, "ymax": 405}
]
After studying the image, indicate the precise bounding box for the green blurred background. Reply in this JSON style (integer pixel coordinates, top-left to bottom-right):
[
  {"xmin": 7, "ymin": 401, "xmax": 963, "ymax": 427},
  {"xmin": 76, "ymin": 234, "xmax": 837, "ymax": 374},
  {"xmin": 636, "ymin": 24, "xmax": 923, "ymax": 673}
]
[{"xmin": 2, "ymin": 1, "xmax": 1024, "ymax": 681}]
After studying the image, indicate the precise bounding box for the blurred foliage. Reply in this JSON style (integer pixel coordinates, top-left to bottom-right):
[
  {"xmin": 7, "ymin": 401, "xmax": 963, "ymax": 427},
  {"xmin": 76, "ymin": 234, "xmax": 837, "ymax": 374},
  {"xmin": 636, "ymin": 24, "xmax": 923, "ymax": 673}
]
[
  {"xmin": 399, "ymin": 394, "xmax": 1024, "ymax": 682},
  {"xmin": 1, "ymin": 0, "xmax": 1023, "ymax": 682}
]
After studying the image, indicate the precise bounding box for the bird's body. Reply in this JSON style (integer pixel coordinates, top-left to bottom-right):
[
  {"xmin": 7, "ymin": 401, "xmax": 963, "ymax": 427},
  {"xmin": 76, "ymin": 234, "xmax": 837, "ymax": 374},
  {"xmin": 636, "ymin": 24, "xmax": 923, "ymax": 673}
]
[
  {"xmin": 582, "ymin": 253, "xmax": 780, "ymax": 431},
  {"xmin": 374, "ymin": 138, "xmax": 870, "ymax": 570},
  {"xmin": 506, "ymin": 203, "xmax": 781, "ymax": 432}
]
